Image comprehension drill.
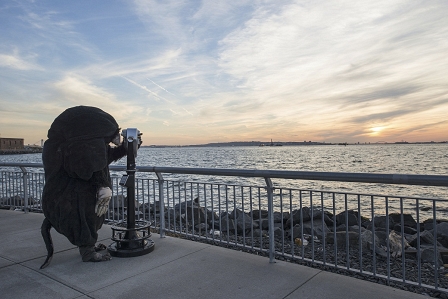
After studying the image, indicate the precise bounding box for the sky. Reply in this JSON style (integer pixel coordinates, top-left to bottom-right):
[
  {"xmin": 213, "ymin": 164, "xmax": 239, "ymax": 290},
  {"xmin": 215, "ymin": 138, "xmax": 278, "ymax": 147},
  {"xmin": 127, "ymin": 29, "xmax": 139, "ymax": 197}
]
[{"xmin": 1, "ymin": 0, "xmax": 447, "ymax": 146}]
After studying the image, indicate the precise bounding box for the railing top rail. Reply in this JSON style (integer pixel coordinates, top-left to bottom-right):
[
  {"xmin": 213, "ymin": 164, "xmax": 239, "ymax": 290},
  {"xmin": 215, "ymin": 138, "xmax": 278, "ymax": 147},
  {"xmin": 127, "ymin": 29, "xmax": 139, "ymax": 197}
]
[
  {"xmin": 0, "ymin": 162, "xmax": 44, "ymax": 168},
  {"xmin": 2, "ymin": 162, "xmax": 447, "ymax": 187},
  {"xmin": 136, "ymin": 166, "xmax": 448, "ymax": 187}
]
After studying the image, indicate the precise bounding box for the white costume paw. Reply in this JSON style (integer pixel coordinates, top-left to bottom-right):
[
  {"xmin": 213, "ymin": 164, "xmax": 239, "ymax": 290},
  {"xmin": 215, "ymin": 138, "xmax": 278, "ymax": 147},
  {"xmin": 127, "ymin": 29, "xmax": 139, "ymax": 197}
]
[{"xmin": 95, "ymin": 187, "xmax": 112, "ymax": 216}]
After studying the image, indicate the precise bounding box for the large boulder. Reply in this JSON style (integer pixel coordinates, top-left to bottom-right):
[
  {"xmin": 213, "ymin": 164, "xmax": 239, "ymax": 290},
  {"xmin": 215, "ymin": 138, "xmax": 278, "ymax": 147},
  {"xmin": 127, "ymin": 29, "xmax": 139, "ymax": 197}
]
[
  {"xmin": 365, "ymin": 215, "xmax": 395, "ymax": 231},
  {"xmin": 301, "ymin": 218, "xmax": 330, "ymax": 239},
  {"xmin": 285, "ymin": 207, "xmax": 333, "ymax": 228},
  {"xmin": 389, "ymin": 213, "xmax": 418, "ymax": 229},
  {"xmin": 326, "ymin": 231, "xmax": 360, "ymax": 248},
  {"xmin": 433, "ymin": 222, "xmax": 448, "ymax": 247},
  {"xmin": 288, "ymin": 224, "xmax": 305, "ymax": 239},
  {"xmin": 184, "ymin": 206, "xmax": 217, "ymax": 226},
  {"xmin": 252, "ymin": 209, "xmax": 269, "ymax": 220},
  {"xmin": 142, "ymin": 200, "xmax": 163, "ymax": 214},
  {"xmin": 335, "ymin": 210, "xmax": 359, "ymax": 227},
  {"xmin": 173, "ymin": 197, "xmax": 201, "ymax": 214},
  {"xmin": 285, "ymin": 207, "xmax": 312, "ymax": 227},
  {"xmin": 393, "ymin": 223, "xmax": 418, "ymax": 235},
  {"xmin": 361, "ymin": 230, "xmax": 387, "ymax": 257},
  {"xmin": 420, "ymin": 247, "xmax": 444, "ymax": 265},
  {"xmin": 217, "ymin": 209, "xmax": 257, "ymax": 234},
  {"xmin": 409, "ymin": 230, "xmax": 441, "ymax": 247}
]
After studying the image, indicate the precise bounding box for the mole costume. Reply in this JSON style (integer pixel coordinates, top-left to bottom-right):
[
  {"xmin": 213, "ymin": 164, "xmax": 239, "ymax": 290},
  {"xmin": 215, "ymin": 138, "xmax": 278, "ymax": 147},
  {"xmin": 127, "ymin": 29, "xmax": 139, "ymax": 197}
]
[{"xmin": 40, "ymin": 106, "xmax": 127, "ymax": 268}]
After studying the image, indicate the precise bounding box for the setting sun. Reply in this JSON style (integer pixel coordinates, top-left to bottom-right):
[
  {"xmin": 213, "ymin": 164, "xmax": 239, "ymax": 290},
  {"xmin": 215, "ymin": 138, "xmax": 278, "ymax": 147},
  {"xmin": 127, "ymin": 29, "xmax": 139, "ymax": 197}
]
[{"xmin": 369, "ymin": 126, "xmax": 386, "ymax": 136}]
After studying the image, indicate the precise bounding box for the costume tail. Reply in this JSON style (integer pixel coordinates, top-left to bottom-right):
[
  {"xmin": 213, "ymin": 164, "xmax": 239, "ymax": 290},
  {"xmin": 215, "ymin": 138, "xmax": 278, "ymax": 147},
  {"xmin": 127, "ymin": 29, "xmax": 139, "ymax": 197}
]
[{"xmin": 40, "ymin": 218, "xmax": 54, "ymax": 269}]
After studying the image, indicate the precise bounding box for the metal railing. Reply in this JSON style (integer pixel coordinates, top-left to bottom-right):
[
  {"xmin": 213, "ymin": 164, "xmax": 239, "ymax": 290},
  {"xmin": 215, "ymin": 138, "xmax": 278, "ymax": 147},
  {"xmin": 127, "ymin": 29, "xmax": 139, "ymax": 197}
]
[{"xmin": 1, "ymin": 162, "xmax": 448, "ymax": 294}]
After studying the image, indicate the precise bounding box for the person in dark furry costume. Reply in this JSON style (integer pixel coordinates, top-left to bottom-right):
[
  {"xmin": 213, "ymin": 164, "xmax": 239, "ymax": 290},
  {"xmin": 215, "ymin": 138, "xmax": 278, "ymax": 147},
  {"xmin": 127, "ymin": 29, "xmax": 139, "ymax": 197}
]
[{"xmin": 40, "ymin": 106, "xmax": 128, "ymax": 268}]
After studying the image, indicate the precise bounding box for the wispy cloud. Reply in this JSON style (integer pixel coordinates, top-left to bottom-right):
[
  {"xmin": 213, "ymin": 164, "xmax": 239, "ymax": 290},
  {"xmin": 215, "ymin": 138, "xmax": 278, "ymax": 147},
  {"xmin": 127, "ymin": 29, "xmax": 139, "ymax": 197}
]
[
  {"xmin": 52, "ymin": 75, "xmax": 142, "ymax": 117},
  {"xmin": 0, "ymin": 52, "xmax": 42, "ymax": 70}
]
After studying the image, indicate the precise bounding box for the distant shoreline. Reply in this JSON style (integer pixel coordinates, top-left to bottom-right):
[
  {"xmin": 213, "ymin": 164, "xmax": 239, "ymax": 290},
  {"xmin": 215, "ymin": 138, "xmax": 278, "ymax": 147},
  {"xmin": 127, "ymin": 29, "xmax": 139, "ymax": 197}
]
[
  {"xmin": 2, "ymin": 141, "xmax": 446, "ymax": 153},
  {"xmin": 142, "ymin": 140, "xmax": 448, "ymax": 148}
]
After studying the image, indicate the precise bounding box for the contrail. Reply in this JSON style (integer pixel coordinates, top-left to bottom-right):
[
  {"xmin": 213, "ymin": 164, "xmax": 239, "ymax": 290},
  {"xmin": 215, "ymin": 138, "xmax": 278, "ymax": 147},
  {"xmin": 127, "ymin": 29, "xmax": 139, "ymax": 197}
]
[
  {"xmin": 147, "ymin": 78, "xmax": 176, "ymax": 96},
  {"xmin": 121, "ymin": 76, "xmax": 193, "ymax": 116},
  {"xmin": 182, "ymin": 107, "xmax": 193, "ymax": 116},
  {"xmin": 120, "ymin": 76, "xmax": 175, "ymax": 105}
]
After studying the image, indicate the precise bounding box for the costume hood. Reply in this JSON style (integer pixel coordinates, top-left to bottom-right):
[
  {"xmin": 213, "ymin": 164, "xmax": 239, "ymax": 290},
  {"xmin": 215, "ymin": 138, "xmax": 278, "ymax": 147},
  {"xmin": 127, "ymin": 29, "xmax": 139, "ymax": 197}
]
[{"xmin": 45, "ymin": 106, "xmax": 120, "ymax": 180}]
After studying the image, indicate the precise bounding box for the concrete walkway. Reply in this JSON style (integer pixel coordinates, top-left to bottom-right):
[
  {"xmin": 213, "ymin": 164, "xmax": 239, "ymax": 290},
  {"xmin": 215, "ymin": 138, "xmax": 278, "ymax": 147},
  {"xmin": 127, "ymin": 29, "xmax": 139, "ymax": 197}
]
[{"xmin": 0, "ymin": 209, "xmax": 429, "ymax": 299}]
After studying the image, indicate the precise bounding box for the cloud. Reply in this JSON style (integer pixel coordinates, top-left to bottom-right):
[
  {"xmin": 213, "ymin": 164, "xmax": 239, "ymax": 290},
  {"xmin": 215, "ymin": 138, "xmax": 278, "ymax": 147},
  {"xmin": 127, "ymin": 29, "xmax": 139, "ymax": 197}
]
[
  {"xmin": 210, "ymin": 1, "xmax": 448, "ymax": 139},
  {"xmin": 81, "ymin": 48, "xmax": 184, "ymax": 79},
  {"xmin": 0, "ymin": 52, "xmax": 42, "ymax": 70},
  {"xmin": 52, "ymin": 75, "xmax": 138, "ymax": 118},
  {"xmin": 218, "ymin": 1, "xmax": 447, "ymax": 93}
]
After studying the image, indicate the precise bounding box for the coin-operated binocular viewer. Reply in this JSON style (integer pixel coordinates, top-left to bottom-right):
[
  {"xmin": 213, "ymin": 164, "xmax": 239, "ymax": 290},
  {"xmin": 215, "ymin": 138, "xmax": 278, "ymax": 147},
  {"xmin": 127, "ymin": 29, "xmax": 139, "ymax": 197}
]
[{"xmin": 108, "ymin": 128, "xmax": 155, "ymax": 257}]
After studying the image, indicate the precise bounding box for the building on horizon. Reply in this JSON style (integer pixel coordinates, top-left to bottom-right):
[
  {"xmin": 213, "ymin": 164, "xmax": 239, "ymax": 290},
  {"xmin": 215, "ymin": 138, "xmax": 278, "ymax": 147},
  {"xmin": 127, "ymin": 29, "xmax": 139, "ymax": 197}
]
[{"xmin": 0, "ymin": 138, "xmax": 24, "ymax": 150}]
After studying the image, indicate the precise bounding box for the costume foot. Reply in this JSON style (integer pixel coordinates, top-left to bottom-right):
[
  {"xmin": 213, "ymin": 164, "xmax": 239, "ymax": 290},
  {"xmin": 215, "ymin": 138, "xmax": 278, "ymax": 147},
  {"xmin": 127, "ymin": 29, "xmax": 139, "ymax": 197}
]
[
  {"xmin": 85, "ymin": 252, "xmax": 112, "ymax": 262},
  {"xmin": 94, "ymin": 243, "xmax": 107, "ymax": 251},
  {"xmin": 80, "ymin": 245, "xmax": 111, "ymax": 262}
]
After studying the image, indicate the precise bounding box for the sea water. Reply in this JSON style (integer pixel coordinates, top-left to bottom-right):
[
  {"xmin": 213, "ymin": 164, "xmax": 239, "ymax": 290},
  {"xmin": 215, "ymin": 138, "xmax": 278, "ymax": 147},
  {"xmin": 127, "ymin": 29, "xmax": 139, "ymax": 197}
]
[{"xmin": 1, "ymin": 144, "xmax": 448, "ymax": 218}]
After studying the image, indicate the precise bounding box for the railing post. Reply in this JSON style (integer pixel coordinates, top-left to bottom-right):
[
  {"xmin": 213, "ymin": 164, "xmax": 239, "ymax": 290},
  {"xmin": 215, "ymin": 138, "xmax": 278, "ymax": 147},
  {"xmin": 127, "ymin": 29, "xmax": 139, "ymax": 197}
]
[
  {"xmin": 264, "ymin": 177, "xmax": 276, "ymax": 263},
  {"xmin": 19, "ymin": 167, "xmax": 28, "ymax": 214},
  {"xmin": 155, "ymin": 172, "xmax": 165, "ymax": 238}
]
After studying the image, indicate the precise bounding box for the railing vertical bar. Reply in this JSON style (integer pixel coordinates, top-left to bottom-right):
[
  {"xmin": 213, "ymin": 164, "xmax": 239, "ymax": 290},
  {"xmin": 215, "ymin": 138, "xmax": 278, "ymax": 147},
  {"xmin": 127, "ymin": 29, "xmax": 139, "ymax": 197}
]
[
  {"xmin": 143, "ymin": 180, "xmax": 152, "ymax": 222},
  {"xmin": 152, "ymin": 180, "xmax": 157, "ymax": 226},
  {"xmin": 264, "ymin": 177, "xmax": 275, "ymax": 263},
  {"xmin": 333, "ymin": 193, "xmax": 338, "ymax": 268},
  {"xmin": 28, "ymin": 173, "xmax": 33, "ymax": 210},
  {"xmin": 371, "ymin": 195, "xmax": 377, "ymax": 276},
  {"xmin": 155, "ymin": 172, "xmax": 165, "ymax": 238},
  {"xmin": 38, "ymin": 173, "xmax": 43, "ymax": 208},
  {"xmin": 33, "ymin": 173, "xmax": 38, "ymax": 209},
  {"xmin": 345, "ymin": 193, "xmax": 349, "ymax": 269},
  {"xmin": 9, "ymin": 172, "xmax": 13, "ymax": 207},
  {"xmin": 250, "ymin": 187, "xmax": 254, "ymax": 250},
  {"xmin": 141, "ymin": 179, "xmax": 146, "ymax": 220},
  {"xmin": 135, "ymin": 178, "xmax": 140, "ymax": 220},
  {"xmin": 416, "ymin": 198, "xmax": 422, "ymax": 286},
  {"xmin": 204, "ymin": 183, "xmax": 208, "ymax": 240},
  {"xmin": 300, "ymin": 190, "xmax": 304, "ymax": 261},
  {"xmin": 386, "ymin": 196, "xmax": 390, "ymax": 284},
  {"xmin": 179, "ymin": 182, "xmax": 185, "ymax": 235},
  {"xmin": 225, "ymin": 185, "xmax": 229, "ymax": 245},
  {"xmin": 433, "ymin": 200, "xmax": 439, "ymax": 289},
  {"xmin": 218, "ymin": 184, "xmax": 223, "ymax": 244},
  {"xmin": 0, "ymin": 172, "xmax": 3, "ymax": 202},
  {"xmin": 242, "ymin": 186, "xmax": 246, "ymax": 248},
  {"xmin": 199, "ymin": 183, "xmax": 203, "ymax": 236},
  {"xmin": 191, "ymin": 183, "xmax": 195, "ymax": 237},
  {"xmin": 358, "ymin": 194, "xmax": 362, "ymax": 272},
  {"xmin": 400, "ymin": 197, "xmax": 405, "ymax": 282},
  {"xmin": 321, "ymin": 191, "xmax": 325, "ymax": 265},
  {"xmin": 211, "ymin": 183, "xmax": 215, "ymax": 242},
  {"xmin": 280, "ymin": 188, "xmax": 285, "ymax": 257},
  {"xmin": 21, "ymin": 167, "xmax": 28, "ymax": 213},
  {"xmin": 290, "ymin": 189, "xmax": 294, "ymax": 259},
  {"xmin": 258, "ymin": 187, "xmax": 263, "ymax": 253},
  {"xmin": 167, "ymin": 181, "xmax": 175, "ymax": 231},
  {"xmin": 233, "ymin": 185, "xmax": 237, "ymax": 240},
  {"xmin": 172, "ymin": 181, "xmax": 176, "ymax": 233},
  {"xmin": 310, "ymin": 190, "xmax": 315, "ymax": 263}
]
